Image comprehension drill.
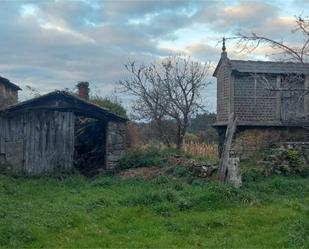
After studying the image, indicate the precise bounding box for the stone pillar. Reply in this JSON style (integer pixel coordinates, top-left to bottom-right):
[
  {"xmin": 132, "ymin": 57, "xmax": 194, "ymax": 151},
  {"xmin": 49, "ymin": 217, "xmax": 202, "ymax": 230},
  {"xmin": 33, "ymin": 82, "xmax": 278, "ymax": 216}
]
[{"xmin": 105, "ymin": 121, "xmax": 127, "ymax": 169}]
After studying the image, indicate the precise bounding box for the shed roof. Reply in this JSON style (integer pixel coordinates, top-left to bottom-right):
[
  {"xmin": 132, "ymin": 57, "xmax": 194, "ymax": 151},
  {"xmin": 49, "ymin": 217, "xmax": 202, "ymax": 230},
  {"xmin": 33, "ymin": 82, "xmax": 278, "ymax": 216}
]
[
  {"xmin": 0, "ymin": 76, "xmax": 21, "ymax": 90},
  {"xmin": 1, "ymin": 91, "xmax": 127, "ymax": 122},
  {"xmin": 230, "ymin": 60, "xmax": 309, "ymax": 74}
]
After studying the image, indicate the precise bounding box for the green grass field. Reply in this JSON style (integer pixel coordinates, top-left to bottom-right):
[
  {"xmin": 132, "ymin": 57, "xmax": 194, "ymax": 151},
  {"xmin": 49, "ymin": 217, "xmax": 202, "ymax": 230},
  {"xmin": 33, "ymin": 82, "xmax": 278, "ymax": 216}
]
[{"xmin": 0, "ymin": 174, "xmax": 308, "ymax": 248}]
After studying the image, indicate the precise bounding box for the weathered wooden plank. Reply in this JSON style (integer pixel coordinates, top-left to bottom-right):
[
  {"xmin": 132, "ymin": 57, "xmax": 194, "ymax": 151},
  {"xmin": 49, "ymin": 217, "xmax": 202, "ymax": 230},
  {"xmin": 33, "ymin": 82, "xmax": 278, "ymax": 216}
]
[
  {"xmin": 5, "ymin": 140, "xmax": 23, "ymax": 174},
  {"xmin": 219, "ymin": 112, "xmax": 237, "ymax": 182},
  {"xmin": 20, "ymin": 111, "xmax": 74, "ymax": 174},
  {"xmin": 0, "ymin": 110, "xmax": 75, "ymax": 175}
]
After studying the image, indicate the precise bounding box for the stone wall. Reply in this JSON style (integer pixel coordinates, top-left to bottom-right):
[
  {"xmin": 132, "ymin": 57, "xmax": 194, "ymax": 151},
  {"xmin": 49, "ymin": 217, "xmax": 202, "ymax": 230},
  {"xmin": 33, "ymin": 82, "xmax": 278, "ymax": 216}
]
[
  {"xmin": 106, "ymin": 121, "xmax": 127, "ymax": 169},
  {"xmin": 259, "ymin": 142, "xmax": 309, "ymax": 176},
  {"xmin": 231, "ymin": 126, "xmax": 309, "ymax": 159}
]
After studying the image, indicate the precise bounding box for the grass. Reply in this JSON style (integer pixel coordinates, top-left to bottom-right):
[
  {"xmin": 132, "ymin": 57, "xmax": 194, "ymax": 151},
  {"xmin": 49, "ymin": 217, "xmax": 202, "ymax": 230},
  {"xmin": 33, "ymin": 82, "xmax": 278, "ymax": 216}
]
[{"xmin": 0, "ymin": 174, "xmax": 308, "ymax": 248}]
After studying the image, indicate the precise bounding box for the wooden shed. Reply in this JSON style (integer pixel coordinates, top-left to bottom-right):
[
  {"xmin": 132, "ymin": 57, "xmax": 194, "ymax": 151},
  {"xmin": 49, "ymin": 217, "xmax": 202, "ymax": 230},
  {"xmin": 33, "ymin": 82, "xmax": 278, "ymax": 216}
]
[{"xmin": 0, "ymin": 91, "xmax": 127, "ymax": 175}]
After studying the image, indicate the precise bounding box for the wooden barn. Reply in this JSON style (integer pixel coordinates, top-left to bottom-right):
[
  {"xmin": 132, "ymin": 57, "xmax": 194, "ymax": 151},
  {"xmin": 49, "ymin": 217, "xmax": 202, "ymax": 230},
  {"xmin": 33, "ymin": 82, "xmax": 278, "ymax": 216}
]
[
  {"xmin": 0, "ymin": 80, "xmax": 127, "ymax": 175},
  {"xmin": 213, "ymin": 43, "xmax": 309, "ymax": 158}
]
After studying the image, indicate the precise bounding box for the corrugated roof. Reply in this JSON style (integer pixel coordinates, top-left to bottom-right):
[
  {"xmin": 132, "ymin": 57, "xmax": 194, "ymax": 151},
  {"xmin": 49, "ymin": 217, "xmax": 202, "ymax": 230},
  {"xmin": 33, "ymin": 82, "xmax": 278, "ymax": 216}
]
[
  {"xmin": 230, "ymin": 60, "xmax": 309, "ymax": 74},
  {"xmin": 0, "ymin": 76, "xmax": 21, "ymax": 90}
]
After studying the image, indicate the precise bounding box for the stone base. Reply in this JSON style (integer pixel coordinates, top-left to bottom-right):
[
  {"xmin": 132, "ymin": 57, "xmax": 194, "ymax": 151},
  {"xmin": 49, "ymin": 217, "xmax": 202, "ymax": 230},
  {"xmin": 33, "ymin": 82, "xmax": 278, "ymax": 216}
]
[
  {"xmin": 106, "ymin": 121, "xmax": 127, "ymax": 169},
  {"xmin": 231, "ymin": 126, "xmax": 309, "ymax": 159}
]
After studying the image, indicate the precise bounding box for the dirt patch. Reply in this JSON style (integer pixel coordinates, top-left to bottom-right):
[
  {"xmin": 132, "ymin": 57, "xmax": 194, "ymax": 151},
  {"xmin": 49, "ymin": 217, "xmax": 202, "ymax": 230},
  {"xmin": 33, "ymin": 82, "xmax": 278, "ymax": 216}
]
[{"xmin": 117, "ymin": 166, "xmax": 162, "ymax": 179}]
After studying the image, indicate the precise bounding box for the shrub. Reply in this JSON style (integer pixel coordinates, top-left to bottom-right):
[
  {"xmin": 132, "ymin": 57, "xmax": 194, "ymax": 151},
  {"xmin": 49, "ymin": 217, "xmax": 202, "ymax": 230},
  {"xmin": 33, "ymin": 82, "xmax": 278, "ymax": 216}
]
[
  {"xmin": 242, "ymin": 168, "xmax": 265, "ymax": 182},
  {"xmin": 171, "ymin": 166, "xmax": 192, "ymax": 178},
  {"xmin": 117, "ymin": 146, "xmax": 166, "ymax": 170},
  {"xmin": 285, "ymin": 149, "xmax": 302, "ymax": 168}
]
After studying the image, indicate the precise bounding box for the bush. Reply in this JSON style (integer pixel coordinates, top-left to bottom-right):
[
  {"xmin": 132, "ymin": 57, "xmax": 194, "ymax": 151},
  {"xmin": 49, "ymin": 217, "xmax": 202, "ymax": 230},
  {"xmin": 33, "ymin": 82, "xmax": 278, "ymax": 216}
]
[
  {"xmin": 285, "ymin": 149, "xmax": 302, "ymax": 167},
  {"xmin": 171, "ymin": 166, "xmax": 192, "ymax": 178},
  {"xmin": 242, "ymin": 168, "xmax": 265, "ymax": 182},
  {"xmin": 117, "ymin": 146, "xmax": 166, "ymax": 170}
]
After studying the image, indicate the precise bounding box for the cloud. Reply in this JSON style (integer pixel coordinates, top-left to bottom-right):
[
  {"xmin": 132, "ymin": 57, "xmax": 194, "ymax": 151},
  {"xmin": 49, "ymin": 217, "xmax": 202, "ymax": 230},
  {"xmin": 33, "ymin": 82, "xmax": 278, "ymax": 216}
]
[
  {"xmin": 0, "ymin": 0, "xmax": 305, "ymax": 113},
  {"xmin": 102, "ymin": 0, "xmax": 190, "ymax": 20},
  {"xmin": 193, "ymin": 1, "xmax": 279, "ymax": 33},
  {"xmin": 186, "ymin": 43, "xmax": 219, "ymax": 61}
]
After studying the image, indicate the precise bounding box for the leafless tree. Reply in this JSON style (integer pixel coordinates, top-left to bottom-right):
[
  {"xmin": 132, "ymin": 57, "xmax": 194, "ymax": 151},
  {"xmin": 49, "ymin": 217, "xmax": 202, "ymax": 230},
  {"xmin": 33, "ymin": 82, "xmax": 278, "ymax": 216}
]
[
  {"xmin": 233, "ymin": 16, "xmax": 309, "ymax": 63},
  {"xmin": 119, "ymin": 55, "xmax": 210, "ymax": 149}
]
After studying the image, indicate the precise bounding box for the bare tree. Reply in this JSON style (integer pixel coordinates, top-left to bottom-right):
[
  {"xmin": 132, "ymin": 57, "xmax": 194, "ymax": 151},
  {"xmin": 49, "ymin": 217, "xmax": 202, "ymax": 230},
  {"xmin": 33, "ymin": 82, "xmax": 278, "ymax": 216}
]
[
  {"xmin": 119, "ymin": 55, "xmax": 210, "ymax": 149},
  {"xmin": 232, "ymin": 16, "xmax": 308, "ymax": 62}
]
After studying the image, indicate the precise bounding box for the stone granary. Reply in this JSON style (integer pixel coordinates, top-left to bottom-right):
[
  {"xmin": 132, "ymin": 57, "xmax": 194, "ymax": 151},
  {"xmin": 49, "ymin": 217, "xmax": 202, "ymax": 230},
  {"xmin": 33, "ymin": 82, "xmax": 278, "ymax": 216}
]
[
  {"xmin": 213, "ymin": 44, "xmax": 309, "ymax": 158},
  {"xmin": 0, "ymin": 79, "xmax": 127, "ymax": 175}
]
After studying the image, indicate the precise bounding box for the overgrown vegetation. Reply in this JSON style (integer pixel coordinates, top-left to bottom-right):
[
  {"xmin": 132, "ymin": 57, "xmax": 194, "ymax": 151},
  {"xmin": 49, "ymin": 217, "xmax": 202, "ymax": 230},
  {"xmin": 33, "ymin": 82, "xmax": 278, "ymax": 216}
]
[
  {"xmin": 117, "ymin": 146, "xmax": 188, "ymax": 170},
  {"xmin": 116, "ymin": 145, "xmax": 216, "ymax": 171},
  {"xmin": 117, "ymin": 146, "xmax": 168, "ymax": 170},
  {"xmin": 0, "ymin": 174, "xmax": 308, "ymax": 248},
  {"xmin": 89, "ymin": 96, "xmax": 127, "ymax": 118}
]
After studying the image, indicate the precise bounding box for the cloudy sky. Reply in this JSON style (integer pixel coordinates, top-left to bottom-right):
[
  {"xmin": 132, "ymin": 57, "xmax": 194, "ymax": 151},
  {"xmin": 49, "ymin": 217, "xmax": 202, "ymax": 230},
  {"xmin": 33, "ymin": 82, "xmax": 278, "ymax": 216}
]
[{"xmin": 0, "ymin": 0, "xmax": 307, "ymax": 112}]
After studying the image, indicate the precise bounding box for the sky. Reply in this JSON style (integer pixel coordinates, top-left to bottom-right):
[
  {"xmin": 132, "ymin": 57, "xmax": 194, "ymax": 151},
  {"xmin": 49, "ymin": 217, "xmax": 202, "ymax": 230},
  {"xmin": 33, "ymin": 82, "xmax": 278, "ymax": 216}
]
[{"xmin": 0, "ymin": 0, "xmax": 308, "ymax": 112}]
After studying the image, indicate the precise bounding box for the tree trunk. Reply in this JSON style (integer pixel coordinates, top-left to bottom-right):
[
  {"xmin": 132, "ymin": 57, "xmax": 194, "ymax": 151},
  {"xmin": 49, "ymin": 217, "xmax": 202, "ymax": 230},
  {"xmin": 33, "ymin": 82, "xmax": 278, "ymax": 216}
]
[
  {"xmin": 156, "ymin": 119, "xmax": 171, "ymax": 148},
  {"xmin": 176, "ymin": 123, "xmax": 183, "ymax": 150}
]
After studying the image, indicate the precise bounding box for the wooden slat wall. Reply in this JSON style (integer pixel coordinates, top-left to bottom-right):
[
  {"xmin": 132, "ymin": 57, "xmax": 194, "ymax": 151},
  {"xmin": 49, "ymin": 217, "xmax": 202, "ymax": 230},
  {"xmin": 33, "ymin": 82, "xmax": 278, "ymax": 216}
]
[{"xmin": 0, "ymin": 110, "xmax": 75, "ymax": 175}]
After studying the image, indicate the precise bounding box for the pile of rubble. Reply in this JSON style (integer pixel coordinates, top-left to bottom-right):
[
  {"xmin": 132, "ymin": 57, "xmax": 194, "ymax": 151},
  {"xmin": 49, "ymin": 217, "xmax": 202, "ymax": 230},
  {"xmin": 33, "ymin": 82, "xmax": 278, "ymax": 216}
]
[{"xmin": 167, "ymin": 155, "xmax": 218, "ymax": 178}]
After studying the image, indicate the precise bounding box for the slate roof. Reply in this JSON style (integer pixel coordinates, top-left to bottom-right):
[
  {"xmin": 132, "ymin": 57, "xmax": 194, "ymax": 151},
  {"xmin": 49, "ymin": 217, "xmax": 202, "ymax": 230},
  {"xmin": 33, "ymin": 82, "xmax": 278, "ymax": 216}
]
[
  {"xmin": 0, "ymin": 76, "xmax": 21, "ymax": 90},
  {"xmin": 213, "ymin": 58, "xmax": 309, "ymax": 77},
  {"xmin": 1, "ymin": 91, "xmax": 127, "ymax": 122},
  {"xmin": 230, "ymin": 60, "xmax": 309, "ymax": 74}
]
